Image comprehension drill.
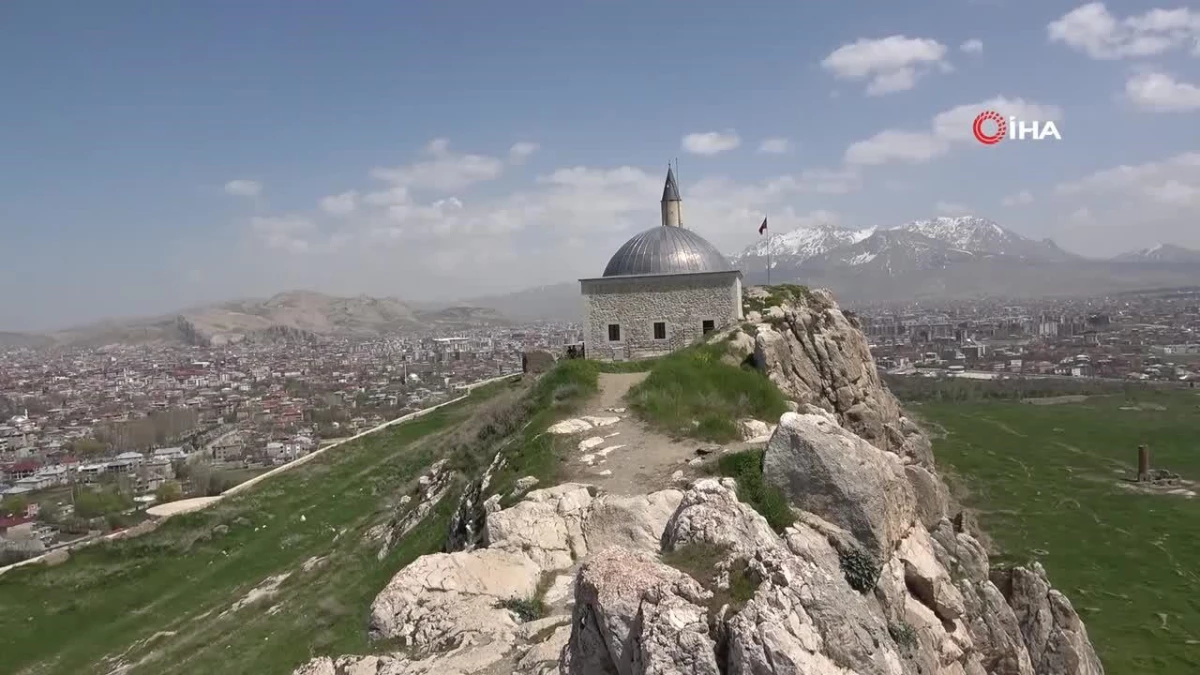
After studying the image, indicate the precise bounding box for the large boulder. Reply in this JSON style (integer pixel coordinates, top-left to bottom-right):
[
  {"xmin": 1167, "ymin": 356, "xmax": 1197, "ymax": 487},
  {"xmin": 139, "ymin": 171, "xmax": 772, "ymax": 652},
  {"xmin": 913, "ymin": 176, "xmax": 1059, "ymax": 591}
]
[
  {"xmin": 485, "ymin": 483, "xmax": 683, "ymax": 570},
  {"xmin": 763, "ymin": 412, "xmax": 916, "ymax": 559},
  {"xmin": 561, "ymin": 547, "xmax": 720, "ymax": 675},
  {"xmin": 660, "ymin": 477, "xmax": 779, "ymax": 556}
]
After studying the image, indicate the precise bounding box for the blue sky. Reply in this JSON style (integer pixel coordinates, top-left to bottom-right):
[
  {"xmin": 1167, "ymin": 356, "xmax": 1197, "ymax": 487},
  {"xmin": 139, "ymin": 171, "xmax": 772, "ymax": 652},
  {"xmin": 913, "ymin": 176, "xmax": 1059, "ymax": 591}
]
[{"xmin": 1, "ymin": 1, "xmax": 1198, "ymax": 330}]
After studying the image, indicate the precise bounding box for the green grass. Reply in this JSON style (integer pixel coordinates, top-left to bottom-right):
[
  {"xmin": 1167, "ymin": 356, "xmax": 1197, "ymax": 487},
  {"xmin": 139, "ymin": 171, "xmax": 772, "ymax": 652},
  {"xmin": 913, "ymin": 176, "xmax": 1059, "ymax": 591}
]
[
  {"xmin": 483, "ymin": 360, "xmax": 602, "ymax": 502},
  {"xmin": 709, "ymin": 450, "xmax": 795, "ymax": 533},
  {"xmin": 742, "ymin": 284, "xmax": 820, "ymax": 315},
  {"xmin": 626, "ymin": 344, "xmax": 789, "ymax": 442},
  {"xmin": 0, "ymin": 378, "xmax": 531, "ymax": 675},
  {"xmin": 919, "ymin": 389, "xmax": 1200, "ymax": 675}
]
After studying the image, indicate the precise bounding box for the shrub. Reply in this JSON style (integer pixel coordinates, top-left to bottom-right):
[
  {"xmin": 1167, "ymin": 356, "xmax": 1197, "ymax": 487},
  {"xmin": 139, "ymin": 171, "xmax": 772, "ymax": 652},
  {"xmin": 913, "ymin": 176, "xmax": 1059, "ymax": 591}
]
[
  {"xmin": 711, "ymin": 450, "xmax": 795, "ymax": 533},
  {"xmin": 495, "ymin": 596, "xmax": 546, "ymax": 622},
  {"xmin": 889, "ymin": 621, "xmax": 919, "ymax": 650},
  {"xmin": 838, "ymin": 545, "xmax": 881, "ymax": 593}
]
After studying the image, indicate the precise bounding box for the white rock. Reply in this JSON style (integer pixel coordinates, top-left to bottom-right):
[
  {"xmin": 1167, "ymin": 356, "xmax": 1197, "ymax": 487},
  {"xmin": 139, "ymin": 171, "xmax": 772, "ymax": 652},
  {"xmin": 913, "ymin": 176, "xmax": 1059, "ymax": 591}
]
[
  {"xmin": 595, "ymin": 444, "xmax": 624, "ymax": 457},
  {"xmin": 578, "ymin": 436, "xmax": 606, "ymax": 452},
  {"xmin": 737, "ymin": 418, "xmax": 773, "ymax": 441},
  {"xmin": 547, "ymin": 418, "xmax": 593, "ymax": 435}
]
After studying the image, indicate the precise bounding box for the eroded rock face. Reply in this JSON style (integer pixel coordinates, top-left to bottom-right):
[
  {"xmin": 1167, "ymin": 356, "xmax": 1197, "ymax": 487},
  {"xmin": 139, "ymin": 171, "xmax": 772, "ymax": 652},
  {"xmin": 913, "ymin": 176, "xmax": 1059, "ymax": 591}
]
[
  {"xmin": 750, "ymin": 289, "xmax": 931, "ymax": 464},
  {"xmin": 996, "ymin": 563, "xmax": 1105, "ymax": 675}
]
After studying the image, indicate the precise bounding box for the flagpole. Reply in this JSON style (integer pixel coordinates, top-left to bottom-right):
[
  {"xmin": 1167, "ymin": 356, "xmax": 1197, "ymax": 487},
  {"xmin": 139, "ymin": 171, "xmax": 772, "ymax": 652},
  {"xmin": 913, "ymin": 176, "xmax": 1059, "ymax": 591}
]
[{"xmin": 766, "ymin": 217, "xmax": 771, "ymax": 286}]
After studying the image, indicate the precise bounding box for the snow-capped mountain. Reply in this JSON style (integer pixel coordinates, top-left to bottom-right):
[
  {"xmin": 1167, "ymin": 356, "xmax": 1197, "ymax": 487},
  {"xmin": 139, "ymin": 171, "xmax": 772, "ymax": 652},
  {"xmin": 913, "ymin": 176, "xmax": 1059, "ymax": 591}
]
[
  {"xmin": 730, "ymin": 216, "xmax": 1073, "ymax": 274},
  {"xmin": 888, "ymin": 216, "xmax": 1075, "ymax": 261},
  {"xmin": 1112, "ymin": 243, "xmax": 1200, "ymax": 263},
  {"xmin": 723, "ymin": 215, "xmax": 1200, "ymax": 302},
  {"xmin": 731, "ymin": 223, "xmax": 875, "ymax": 263},
  {"xmin": 805, "ymin": 229, "xmax": 976, "ymax": 276}
]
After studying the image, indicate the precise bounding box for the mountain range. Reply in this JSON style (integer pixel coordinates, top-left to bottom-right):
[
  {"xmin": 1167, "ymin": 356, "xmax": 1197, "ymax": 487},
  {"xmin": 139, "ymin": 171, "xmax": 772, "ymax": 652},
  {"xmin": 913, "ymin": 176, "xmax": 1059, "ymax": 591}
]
[
  {"xmin": 730, "ymin": 216, "xmax": 1200, "ymax": 304},
  {"xmin": 0, "ymin": 291, "xmax": 509, "ymax": 349},
  {"xmin": 6, "ymin": 216, "xmax": 1200, "ymax": 348}
]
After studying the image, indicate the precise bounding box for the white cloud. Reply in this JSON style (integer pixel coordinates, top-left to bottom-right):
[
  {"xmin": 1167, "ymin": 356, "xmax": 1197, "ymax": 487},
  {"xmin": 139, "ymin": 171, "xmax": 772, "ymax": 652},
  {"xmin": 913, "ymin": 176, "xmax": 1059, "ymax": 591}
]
[
  {"xmin": 250, "ymin": 216, "xmax": 315, "ymax": 253},
  {"xmin": 757, "ymin": 138, "xmax": 791, "ymax": 154},
  {"xmin": 682, "ymin": 131, "xmax": 741, "ymax": 155},
  {"xmin": 845, "ymin": 96, "xmax": 1063, "ymax": 165},
  {"xmin": 239, "ymin": 140, "xmax": 864, "ymax": 298},
  {"xmin": 1002, "ymin": 190, "xmax": 1034, "ymax": 206},
  {"xmin": 960, "ymin": 39, "xmax": 984, "ymax": 54},
  {"xmin": 224, "ymin": 179, "xmax": 262, "ymax": 197},
  {"xmin": 368, "ymin": 138, "xmax": 504, "ymax": 193},
  {"xmin": 846, "ymin": 131, "xmax": 948, "ymax": 166},
  {"xmin": 1047, "ymin": 3, "xmax": 1200, "ymax": 59},
  {"xmin": 1049, "ymin": 153, "xmax": 1200, "ymax": 250},
  {"xmin": 319, "ymin": 191, "xmax": 358, "ymax": 216},
  {"xmin": 508, "ymin": 141, "xmax": 540, "ymax": 164},
  {"xmin": 935, "ymin": 201, "xmax": 972, "ymax": 216},
  {"xmin": 1069, "ymin": 207, "xmax": 1093, "ymax": 224},
  {"xmin": 821, "ymin": 36, "xmax": 949, "ymax": 95},
  {"xmin": 1056, "ymin": 152, "xmax": 1200, "ymax": 208},
  {"xmin": 1125, "ymin": 71, "xmax": 1200, "ymax": 111}
]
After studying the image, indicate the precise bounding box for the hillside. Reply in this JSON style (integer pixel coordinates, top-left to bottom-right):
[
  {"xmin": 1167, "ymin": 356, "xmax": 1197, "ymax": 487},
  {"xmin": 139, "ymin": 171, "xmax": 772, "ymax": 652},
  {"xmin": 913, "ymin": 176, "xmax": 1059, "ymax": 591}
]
[
  {"xmin": 0, "ymin": 286, "xmax": 1104, "ymax": 674},
  {"xmin": 1, "ymin": 291, "xmax": 511, "ymax": 349}
]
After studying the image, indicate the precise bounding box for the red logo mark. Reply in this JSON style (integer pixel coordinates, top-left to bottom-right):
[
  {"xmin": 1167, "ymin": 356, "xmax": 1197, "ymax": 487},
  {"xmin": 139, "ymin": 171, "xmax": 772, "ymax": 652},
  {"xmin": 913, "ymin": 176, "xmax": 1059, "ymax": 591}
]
[{"xmin": 973, "ymin": 110, "xmax": 1006, "ymax": 145}]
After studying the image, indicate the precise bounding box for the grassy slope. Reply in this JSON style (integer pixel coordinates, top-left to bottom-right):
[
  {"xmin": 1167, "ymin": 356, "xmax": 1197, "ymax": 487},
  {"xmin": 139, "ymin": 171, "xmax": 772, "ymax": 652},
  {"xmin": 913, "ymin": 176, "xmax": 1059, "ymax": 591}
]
[
  {"xmin": 625, "ymin": 343, "xmax": 788, "ymax": 442},
  {"xmin": 0, "ymin": 379, "xmax": 542, "ymax": 675},
  {"xmin": 920, "ymin": 389, "xmax": 1200, "ymax": 675}
]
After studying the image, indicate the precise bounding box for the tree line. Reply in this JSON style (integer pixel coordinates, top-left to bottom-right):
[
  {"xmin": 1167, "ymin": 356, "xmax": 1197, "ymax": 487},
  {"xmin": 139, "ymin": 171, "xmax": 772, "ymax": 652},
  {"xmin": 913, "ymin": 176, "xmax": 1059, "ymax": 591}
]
[{"xmin": 882, "ymin": 374, "xmax": 1170, "ymax": 403}]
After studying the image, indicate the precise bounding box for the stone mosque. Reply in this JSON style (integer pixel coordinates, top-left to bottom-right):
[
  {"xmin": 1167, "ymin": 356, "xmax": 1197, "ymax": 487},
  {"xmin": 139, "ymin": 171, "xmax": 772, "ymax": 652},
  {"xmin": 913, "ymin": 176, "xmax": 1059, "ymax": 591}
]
[{"xmin": 579, "ymin": 168, "xmax": 744, "ymax": 361}]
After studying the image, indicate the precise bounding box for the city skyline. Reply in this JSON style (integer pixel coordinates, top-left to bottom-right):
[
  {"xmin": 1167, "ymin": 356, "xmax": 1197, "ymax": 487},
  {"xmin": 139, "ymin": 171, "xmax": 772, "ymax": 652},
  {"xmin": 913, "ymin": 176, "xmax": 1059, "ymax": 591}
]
[{"xmin": 2, "ymin": 1, "xmax": 1199, "ymax": 329}]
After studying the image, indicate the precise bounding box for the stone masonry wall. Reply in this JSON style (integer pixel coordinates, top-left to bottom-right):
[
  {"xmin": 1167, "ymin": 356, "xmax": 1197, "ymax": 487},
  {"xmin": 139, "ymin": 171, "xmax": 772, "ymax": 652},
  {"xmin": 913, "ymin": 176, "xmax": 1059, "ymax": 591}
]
[{"xmin": 582, "ymin": 272, "xmax": 741, "ymax": 360}]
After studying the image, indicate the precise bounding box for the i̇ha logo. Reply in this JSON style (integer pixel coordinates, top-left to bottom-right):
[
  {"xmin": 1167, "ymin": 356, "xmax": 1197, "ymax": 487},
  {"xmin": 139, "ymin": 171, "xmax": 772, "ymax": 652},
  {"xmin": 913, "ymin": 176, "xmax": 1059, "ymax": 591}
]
[{"xmin": 972, "ymin": 110, "xmax": 1061, "ymax": 145}]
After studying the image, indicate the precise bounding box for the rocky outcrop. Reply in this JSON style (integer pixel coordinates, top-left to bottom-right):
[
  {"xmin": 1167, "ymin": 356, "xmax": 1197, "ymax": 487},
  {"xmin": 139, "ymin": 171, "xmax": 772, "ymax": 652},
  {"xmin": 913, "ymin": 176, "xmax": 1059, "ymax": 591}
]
[
  {"xmin": 299, "ymin": 287, "xmax": 1103, "ymax": 675},
  {"xmin": 994, "ymin": 563, "xmax": 1104, "ymax": 675},
  {"xmin": 751, "ymin": 288, "xmax": 928, "ymax": 464},
  {"xmin": 364, "ymin": 459, "xmax": 456, "ymax": 561}
]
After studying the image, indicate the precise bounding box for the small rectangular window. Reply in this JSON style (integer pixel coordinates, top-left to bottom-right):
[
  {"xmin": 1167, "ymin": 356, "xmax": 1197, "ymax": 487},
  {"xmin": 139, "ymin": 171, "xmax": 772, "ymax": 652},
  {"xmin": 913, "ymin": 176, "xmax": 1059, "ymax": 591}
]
[
  {"xmin": 702, "ymin": 320, "xmax": 715, "ymax": 334},
  {"xmin": 607, "ymin": 324, "xmax": 621, "ymax": 341},
  {"xmin": 653, "ymin": 322, "xmax": 667, "ymax": 340}
]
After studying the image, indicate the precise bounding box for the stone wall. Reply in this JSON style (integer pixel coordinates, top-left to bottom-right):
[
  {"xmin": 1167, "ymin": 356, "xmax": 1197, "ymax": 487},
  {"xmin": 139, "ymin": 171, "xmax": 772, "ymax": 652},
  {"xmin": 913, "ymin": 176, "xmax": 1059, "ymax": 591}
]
[{"xmin": 581, "ymin": 271, "xmax": 741, "ymax": 360}]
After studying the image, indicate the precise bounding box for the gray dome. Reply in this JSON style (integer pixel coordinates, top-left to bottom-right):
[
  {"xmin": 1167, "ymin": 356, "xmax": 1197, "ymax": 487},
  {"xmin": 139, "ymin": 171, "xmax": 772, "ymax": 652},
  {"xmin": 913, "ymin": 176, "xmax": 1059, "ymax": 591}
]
[{"xmin": 603, "ymin": 226, "xmax": 732, "ymax": 277}]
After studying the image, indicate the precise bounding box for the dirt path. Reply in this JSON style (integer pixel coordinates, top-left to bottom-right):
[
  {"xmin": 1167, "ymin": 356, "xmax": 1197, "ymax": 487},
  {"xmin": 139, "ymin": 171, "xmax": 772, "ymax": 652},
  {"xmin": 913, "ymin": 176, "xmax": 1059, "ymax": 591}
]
[{"xmin": 559, "ymin": 372, "xmax": 718, "ymax": 495}]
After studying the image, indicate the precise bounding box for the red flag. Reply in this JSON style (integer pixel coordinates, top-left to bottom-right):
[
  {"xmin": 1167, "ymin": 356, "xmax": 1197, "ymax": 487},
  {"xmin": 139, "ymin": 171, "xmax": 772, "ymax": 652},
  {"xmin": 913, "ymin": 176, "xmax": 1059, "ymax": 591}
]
[{"xmin": 758, "ymin": 217, "xmax": 768, "ymax": 235}]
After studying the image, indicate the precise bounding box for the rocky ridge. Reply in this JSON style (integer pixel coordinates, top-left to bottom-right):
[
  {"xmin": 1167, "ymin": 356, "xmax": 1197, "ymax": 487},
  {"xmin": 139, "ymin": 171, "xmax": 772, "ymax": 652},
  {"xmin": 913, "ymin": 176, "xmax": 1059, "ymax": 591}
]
[{"xmin": 294, "ymin": 288, "xmax": 1103, "ymax": 675}]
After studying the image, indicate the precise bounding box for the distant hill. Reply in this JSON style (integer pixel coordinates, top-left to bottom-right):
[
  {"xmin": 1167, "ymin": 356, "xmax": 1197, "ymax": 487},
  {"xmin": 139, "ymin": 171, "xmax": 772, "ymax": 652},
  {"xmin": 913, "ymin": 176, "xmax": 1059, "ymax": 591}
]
[
  {"xmin": 456, "ymin": 283, "xmax": 583, "ymax": 322},
  {"xmin": 1112, "ymin": 243, "xmax": 1200, "ymax": 264},
  {"xmin": 1, "ymin": 291, "xmax": 511, "ymax": 349}
]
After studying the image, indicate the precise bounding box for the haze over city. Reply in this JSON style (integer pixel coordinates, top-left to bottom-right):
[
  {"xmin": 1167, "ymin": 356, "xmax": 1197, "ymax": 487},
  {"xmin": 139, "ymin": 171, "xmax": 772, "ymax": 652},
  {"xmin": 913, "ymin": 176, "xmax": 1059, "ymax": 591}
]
[{"xmin": 3, "ymin": 1, "xmax": 1199, "ymax": 330}]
